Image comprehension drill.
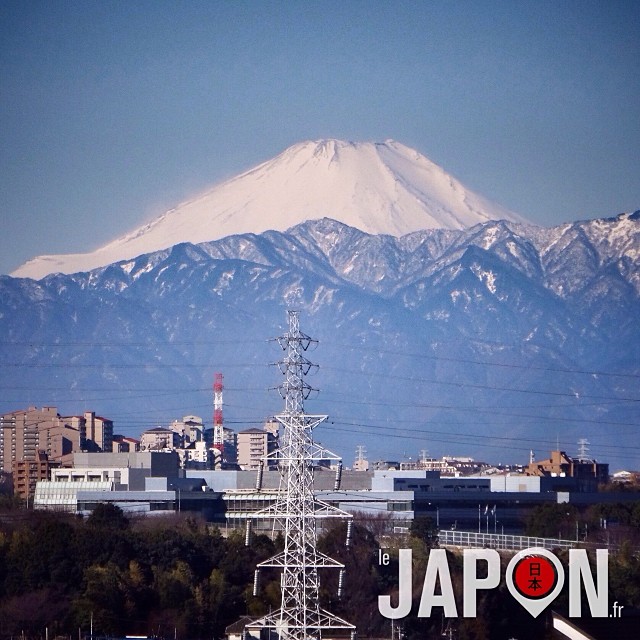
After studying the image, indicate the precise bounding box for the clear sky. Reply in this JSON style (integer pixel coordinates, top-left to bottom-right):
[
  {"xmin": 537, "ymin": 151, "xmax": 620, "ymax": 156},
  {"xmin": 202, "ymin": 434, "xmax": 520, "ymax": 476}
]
[{"xmin": 1, "ymin": 0, "xmax": 639, "ymax": 276}]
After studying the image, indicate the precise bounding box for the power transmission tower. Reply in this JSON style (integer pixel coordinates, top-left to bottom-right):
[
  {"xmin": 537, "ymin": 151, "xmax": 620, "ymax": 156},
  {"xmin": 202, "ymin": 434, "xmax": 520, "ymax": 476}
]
[
  {"xmin": 250, "ymin": 310, "xmax": 355, "ymax": 640},
  {"xmin": 577, "ymin": 438, "xmax": 590, "ymax": 462}
]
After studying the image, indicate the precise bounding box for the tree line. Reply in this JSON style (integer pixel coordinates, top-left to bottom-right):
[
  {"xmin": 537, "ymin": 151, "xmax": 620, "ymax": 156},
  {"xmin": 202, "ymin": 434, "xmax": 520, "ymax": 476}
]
[{"xmin": 0, "ymin": 503, "xmax": 639, "ymax": 640}]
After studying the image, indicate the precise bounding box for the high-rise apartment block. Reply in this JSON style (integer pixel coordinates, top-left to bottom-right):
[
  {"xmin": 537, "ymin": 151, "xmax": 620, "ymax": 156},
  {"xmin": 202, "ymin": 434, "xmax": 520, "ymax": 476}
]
[
  {"xmin": 237, "ymin": 426, "xmax": 278, "ymax": 470},
  {"xmin": 83, "ymin": 411, "xmax": 113, "ymax": 453},
  {"xmin": 0, "ymin": 406, "xmax": 114, "ymax": 500},
  {"xmin": 1, "ymin": 406, "xmax": 59, "ymax": 473}
]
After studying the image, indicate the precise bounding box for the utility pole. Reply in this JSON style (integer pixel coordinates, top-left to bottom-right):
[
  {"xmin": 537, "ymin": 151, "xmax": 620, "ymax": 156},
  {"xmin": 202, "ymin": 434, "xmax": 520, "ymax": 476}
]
[{"xmin": 250, "ymin": 310, "xmax": 355, "ymax": 640}]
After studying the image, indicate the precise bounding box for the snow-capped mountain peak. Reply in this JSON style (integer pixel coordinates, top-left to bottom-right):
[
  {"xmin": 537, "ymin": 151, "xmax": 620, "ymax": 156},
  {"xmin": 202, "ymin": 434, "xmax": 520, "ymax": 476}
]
[{"xmin": 12, "ymin": 139, "xmax": 525, "ymax": 279}]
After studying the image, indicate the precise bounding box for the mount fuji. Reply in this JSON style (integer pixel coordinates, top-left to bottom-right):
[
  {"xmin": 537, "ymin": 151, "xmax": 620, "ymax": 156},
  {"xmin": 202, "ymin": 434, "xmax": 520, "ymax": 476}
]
[
  {"xmin": 12, "ymin": 139, "xmax": 524, "ymax": 279},
  {"xmin": 2, "ymin": 139, "xmax": 638, "ymax": 468}
]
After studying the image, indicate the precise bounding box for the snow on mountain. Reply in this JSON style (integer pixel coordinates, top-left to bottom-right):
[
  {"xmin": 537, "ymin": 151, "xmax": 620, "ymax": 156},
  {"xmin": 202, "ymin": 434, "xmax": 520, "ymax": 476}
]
[
  {"xmin": 12, "ymin": 139, "xmax": 525, "ymax": 279},
  {"xmin": 1, "ymin": 213, "xmax": 638, "ymax": 468}
]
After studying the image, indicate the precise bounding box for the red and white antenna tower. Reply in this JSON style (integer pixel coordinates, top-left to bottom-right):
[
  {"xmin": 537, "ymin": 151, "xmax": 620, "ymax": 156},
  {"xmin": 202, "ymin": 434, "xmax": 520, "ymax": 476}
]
[{"xmin": 213, "ymin": 373, "xmax": 224, "ymax": 459}]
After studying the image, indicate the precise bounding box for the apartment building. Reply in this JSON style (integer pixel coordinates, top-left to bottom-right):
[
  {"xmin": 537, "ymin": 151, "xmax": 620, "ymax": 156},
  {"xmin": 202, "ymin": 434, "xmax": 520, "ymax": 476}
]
[
  {"xmin": 140, "ymin": 427, "xmax": 180, "ymax": 451},
  {"xmin": 136, "ymin": 420, "xmax": 238, "ymax": 470},
  {"xmin": 237, "ymin": 427, "xmax": 277, "ymax": 470},
  {"xmin": 48, "ymin": 420, "xmax": 86, "ymax": 465},
  {"xmin": 112, "ymin": 435, "xmax": 140, "ymax": 453},
  {"xmin": 170, "ymin": 415, "xmax": 204, "ymax": 446},
  {"xmin": 0, "ymin": 406, "xmax": 60, "ymax": 473},
  {"xmin": 0, "ymin": 406, "xmax": 115, "ymax": 500},
  {"xmin": 83, "ymin": 411, "xmax": 113, "ymax": 452},
  {"xmin": 0, "ymin": 407, "xmax": 115, "ymax": 470},
  {"xmin": 178, "ymin": 441, "xmax": 212, "ymax": 469},
  {"xmin": 12, "ymin": 451, "xmax": 51, "ymax": 502}
]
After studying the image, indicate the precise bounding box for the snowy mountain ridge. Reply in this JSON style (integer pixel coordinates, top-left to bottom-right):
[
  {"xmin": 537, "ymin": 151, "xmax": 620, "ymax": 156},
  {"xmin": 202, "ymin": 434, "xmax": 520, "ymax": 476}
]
[
  {"xmin": 12, "ymin": 139, "xmax": 524, "ymax": 279},
  {"xmin": 1, "ymin": 212, "xmax": 638, "ymax": 467},
  {"xmin": 72, "ymin": 211, "xmax": 636, "ymax": 298}
]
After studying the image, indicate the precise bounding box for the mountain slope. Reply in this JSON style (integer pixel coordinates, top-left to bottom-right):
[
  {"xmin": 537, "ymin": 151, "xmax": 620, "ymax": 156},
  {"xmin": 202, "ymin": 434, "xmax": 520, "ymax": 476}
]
[
  {"xmin": 12, "ymin": 140, "xmax": 524, "ymax": 279},
  {"xmin": 1, "ymin": 212, "xmax": 638, "ymax": 469}
]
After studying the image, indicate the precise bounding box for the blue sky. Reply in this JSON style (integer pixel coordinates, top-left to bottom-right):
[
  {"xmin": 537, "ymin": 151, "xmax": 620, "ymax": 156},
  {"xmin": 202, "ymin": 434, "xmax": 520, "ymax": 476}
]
[{"xmin": 1, "ymin": 0, "xmax": 639, "ymax": 275}]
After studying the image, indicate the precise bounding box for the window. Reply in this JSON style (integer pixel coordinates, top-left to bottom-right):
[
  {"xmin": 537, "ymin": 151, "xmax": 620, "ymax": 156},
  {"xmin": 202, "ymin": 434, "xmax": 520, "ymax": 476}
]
[{"xmin": 388, "ymin": 501, "xmax": 412, "ymax": 512}]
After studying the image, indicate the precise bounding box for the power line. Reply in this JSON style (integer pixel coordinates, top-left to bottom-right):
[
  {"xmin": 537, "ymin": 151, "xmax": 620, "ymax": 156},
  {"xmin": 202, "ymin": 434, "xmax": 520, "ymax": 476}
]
[
  {"xmin": 0, "ymin": 339, "xmax": 268, "ymax": 347},
  {"xmin": 318, "ymin": 421, "xmax": 640, "ymax": 462},
  {"xmin": 322, "ymin": 419, "xmax": 640, "ymax": 453},
  {"xmin": 1, "ymin": 361, "xmax": 269, "ymax": 370},
  {"xmin": 321, "ymin": 365, "xmax": 640, "ymax": 403},
  {"xmin": 325, "ymin": 340, "xmax": 640, "ymax": 380},
  {"xmin": 2, "ymin": 336, "xmax": 638, "ymax": 380},
  {"xmin": 3, "ymin": 360, "xmax": 638, "ymax": 404},
  {"xmin": 2, "ymin": 335, "xmax": 637, "ymax": 463}
]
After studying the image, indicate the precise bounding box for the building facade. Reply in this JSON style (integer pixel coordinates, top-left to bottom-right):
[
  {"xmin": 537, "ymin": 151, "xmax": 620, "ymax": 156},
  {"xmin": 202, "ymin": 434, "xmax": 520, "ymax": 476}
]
[
  {"xmin": 140, "ymin": 427, "xmax": 180, "ymax": 451},
  {"xmin": 83, "ymin": 411, "xmax": 113, "ymax": 452},
  {"xmin": 237, "ymin": 427, "xmax": 277, "ymax": 470},
  {"xmin": 112, "ymin": 435, "xmax": 140, "ymax": 453},
  {"xmin": 1, "ymin": 406, "xmax": 60, "ymax": 473},
  {"xmin": 170, "ymin": 415, "xmax": 204, "ymax": 447},
  {"xmin": 34, "ymin": 451, "xmax": 181, "ymax": 512},
  {"xmin": 12, "ymin": 451, "xmax": 51, "ymax": 502},
  {"xmin": 525, "ymin": 450, "xmax": 609, "ymax": 489},
  {"xmin": 0, "ymin": 407, "xmax": 114, "ymax": 483},
  {"xmin": 1, "ymin": 406, "xmax": 112, "ymax": 500}
]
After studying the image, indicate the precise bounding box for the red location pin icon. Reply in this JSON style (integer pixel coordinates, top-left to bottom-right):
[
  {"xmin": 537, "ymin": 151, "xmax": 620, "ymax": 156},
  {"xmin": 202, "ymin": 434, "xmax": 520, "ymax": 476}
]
[{"xmin": 506, "ymin": 548, "xmax": 564, "ymax": 617}]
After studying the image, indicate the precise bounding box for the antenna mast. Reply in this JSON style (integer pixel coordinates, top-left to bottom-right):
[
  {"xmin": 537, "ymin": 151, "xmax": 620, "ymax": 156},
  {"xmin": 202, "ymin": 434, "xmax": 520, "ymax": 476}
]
[
  {"xmin": 213, "ymin": 373, "xmax": 224, "ymax": 465},
  {"xmin": 251, "ymin": 310, "xmax": 355, "ymax": 640}
]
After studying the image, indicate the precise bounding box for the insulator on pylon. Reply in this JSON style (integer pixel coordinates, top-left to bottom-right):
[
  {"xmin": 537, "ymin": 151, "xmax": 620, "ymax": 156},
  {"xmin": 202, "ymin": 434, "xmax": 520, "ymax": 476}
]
[
  {"xmin": 253, "ymin": 569, "xmax": 261, "ymax": 596},
  {"xmin": 334, "ymin": 461, "xmax": 343, "ymax": 490},
  {"xmin": 245, "ymin": 519, "xmax": 252, "ymax": 547},
  {"xmin": 346, "ymin": 519, "xmax": 353, "ymax": 547},
  {"xmin": 255, "ymin": 460, "xmax": 264, "ymax": 490},
  {"xmin": 350, "ymin": 631, "xmax": 357, "ymax": 640},
  {"xmin": 337, "ymin": 568, "xmax": 345, "ymax": 598}
]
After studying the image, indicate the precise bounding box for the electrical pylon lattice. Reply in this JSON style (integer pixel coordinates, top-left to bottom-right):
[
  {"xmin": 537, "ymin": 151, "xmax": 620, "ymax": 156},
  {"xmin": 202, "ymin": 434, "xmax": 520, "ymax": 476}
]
[{"xmin": 250, "ymin": 310, "xmax": 355, "ymax": 640}]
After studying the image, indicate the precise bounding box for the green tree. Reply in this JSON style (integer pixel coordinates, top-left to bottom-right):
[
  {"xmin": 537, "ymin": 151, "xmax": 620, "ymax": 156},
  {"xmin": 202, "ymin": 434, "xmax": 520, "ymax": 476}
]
[
  {"xmin": 4, "ymin": 528, "xmax": 46, "ymax": 594},
  {"xmin": 73, "ymin": 563, "xmax": 127, "ymax": 635},
  {"xmin": 409, "ymin": 515, "xmax": 438, "ymax": 548},
  {"xmin": 121, "ymin": 560, "xmax": 156, "ymax": 632},
  {"xmin": 318, "ymin": 520, "xmax": 390, "ymax": 637},
  {"xmin": 524, "ymin": 503, "xmax": 580, "ymax": 539},
  {"xmin": 608, "ymin": 542, "xmax": 640, "ymax": 608},
  {"xmin": 87, "ymin": 503, "xmax": 130, "ymax": 530}
]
